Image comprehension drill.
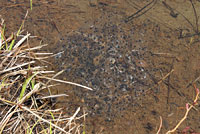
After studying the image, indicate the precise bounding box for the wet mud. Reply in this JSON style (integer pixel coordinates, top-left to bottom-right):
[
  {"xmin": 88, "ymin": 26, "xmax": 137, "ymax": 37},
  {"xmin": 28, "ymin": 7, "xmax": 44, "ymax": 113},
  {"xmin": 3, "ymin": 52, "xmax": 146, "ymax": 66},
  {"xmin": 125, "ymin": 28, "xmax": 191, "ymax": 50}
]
[{"xmin": 1, "ymin": 0, "xmax": 200, "ymax": 133}]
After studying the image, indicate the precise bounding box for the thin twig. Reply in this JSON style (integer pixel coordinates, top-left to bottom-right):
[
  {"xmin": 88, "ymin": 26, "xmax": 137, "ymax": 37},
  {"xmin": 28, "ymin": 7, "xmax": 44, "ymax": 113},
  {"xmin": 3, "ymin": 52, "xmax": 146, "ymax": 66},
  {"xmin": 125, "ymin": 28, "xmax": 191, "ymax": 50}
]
[
  {"xmin": 166, "ymin": 86, "xmax": 199, "ymax": 134},
  {"xmin": 186, "ymin": 75, "xmax": 200, "ymax": 88},
  {"xmin": 166, "ymin": 104, "xmax": 193, "ymax": 134},
  {"xmin": 145, "ymin": 69, "xmax": 174, "ymax": 94},
  {"xmin": 124, "ymin": 0, "xmax": 157, "ymax": 22},
  {"xmin": 190, "ymin": 0, "xmax": 199, "ymax": 33},
  {"xmin": 156, "ymin": 116, "xmax": 162, "ymax": 134}
]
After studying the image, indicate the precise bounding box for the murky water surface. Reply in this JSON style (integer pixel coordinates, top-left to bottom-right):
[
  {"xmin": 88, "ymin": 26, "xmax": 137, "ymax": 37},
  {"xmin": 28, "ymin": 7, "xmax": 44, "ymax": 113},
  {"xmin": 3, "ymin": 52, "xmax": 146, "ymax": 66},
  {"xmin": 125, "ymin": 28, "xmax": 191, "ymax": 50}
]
[{"xmin": 1, "ymin": 0, "xmax": 200, "ymax": 133}]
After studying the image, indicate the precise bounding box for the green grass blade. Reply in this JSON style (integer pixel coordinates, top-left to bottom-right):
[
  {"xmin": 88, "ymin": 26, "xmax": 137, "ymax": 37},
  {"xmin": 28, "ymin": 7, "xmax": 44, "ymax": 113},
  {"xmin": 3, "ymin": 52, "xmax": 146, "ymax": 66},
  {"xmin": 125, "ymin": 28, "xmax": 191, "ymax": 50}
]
[
  {"xmin": 82, "ymin": 125, "xmax": 86, "ymax": 134},
  {"xmin": 31, "ymin": 78, "xmax": 35, "ymax": 89},
  {"xmin": 40, "ymin": 122, "xmax": 47, "ymax": 134},
  {"xmin": 9, "ymin": 18, "xmax": 24, "ymax": 50},
  {"xmin": 82, "ymin": 114, "xmax": 86, "ymax": 134},
  {"xmin": 29, "ymin": 119, "xmax": 40, "ymax": 134},
  {"xmin": 49, "ymin": 111, "xmax": 55, "ymax": 120},
  {"xmin": 19, "ymin": 72, "xmax": 39, "ymax": 100},
  {"xmin": 47, "ymin": 111, "xmax": 56, "ymax": 134},
  {"xmin": 9, "ymin": 39, "xmax": 15, "ymax": 50},
  {"xmin": 17, "ymin": 22, "xmax": 23, "ymax": 36},
  {"xmin": 0, "ymin": 24, "xmax": 8, "ymax": 49},
  {"xmin": 49, "ymin": 111, "xmax": 54, "ymax": 134},
  {"xmin": 27, "ymin": 125, "xmax": 30, "ymax": 134},
  {"xmin": 50, "ymin": 121, "xmax": 52, "ymax": 134},
  {"xmin": 30, "ymin": 0, "xmax": 33, "ymax": 10}
]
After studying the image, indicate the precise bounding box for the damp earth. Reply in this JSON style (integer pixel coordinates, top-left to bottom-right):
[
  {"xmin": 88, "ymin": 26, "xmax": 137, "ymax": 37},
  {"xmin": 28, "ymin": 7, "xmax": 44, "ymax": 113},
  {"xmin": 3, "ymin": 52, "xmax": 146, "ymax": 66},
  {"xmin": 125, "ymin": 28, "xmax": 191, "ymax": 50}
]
[{"xmin": 1, "ymin": 0, "xmax": 200, "ymax": 133}]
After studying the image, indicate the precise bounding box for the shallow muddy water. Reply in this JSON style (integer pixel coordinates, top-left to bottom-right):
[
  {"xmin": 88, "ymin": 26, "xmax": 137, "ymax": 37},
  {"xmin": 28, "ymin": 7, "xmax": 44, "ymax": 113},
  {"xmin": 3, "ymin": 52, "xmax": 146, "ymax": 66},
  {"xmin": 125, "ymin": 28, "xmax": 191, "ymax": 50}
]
[{"xmin": 1, "ymin": 0, "xmax": 200, "ymax": 133}]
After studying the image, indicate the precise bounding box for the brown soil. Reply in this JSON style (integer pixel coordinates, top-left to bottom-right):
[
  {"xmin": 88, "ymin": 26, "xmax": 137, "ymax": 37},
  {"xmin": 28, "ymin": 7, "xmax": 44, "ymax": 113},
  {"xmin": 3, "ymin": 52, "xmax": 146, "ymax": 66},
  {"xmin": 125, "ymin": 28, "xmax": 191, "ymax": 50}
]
[{"xmin": 1, "ymin": 0, "xmax": 200, "ymax": 133}]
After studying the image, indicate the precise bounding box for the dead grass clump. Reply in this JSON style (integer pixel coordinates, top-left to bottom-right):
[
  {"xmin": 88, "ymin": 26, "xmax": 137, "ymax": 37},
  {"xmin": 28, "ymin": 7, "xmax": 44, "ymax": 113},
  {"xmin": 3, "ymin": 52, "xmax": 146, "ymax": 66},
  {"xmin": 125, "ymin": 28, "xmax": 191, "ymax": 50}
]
[{"xmin": 0, "ymin": 18, "xmax": 88, "ymax": 134}]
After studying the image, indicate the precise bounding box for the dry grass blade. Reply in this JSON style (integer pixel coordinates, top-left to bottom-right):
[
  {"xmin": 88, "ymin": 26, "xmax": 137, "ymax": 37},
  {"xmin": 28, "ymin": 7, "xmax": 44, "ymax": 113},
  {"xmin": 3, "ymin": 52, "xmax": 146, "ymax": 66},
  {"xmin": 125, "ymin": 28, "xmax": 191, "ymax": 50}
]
[
  {"xmin": 0, "ymin": 61, "xmax": 35, "ymax": 74},
  {"xmin": 13, "ymin": 33, "xmax": 30, "ymax": 49},
  {"xmin": 46, "ymin": 70, "xmax": 65, "ymax": 86},
  {"xmin": 40, "ymin": 94, "xmax": 68, "ymax": 99},
  {"xmin": 65, "ymin": 107, "xmax": 80, "ymax": 129},
  {"xmin": 0, "ymin": 48, "xmax": 17, "ymax": 69},
  {"xmin": 33, "ymin": 51, "xmax": 64, "ymax": 60},
  {"xmin": 39, "ymin": 76, "xmax": 94, "ymax": 91},
  {"xmin": 0, "ymin": 106, "xmax": 18, "ymax": 133},
  {"xmin": 21, "ymin": 106, "xmax": 70, "ymax": 134},
  {"xmin": 22, "ymin": 44, "xmax": 48, "ymax": 51},
  {"xmin": 0, "ymin": 18, "xmax": 86, "ymax": 134},
  {"xmin": 1, "ymin": 66, "xmax": 47, "ymax": 78}
]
